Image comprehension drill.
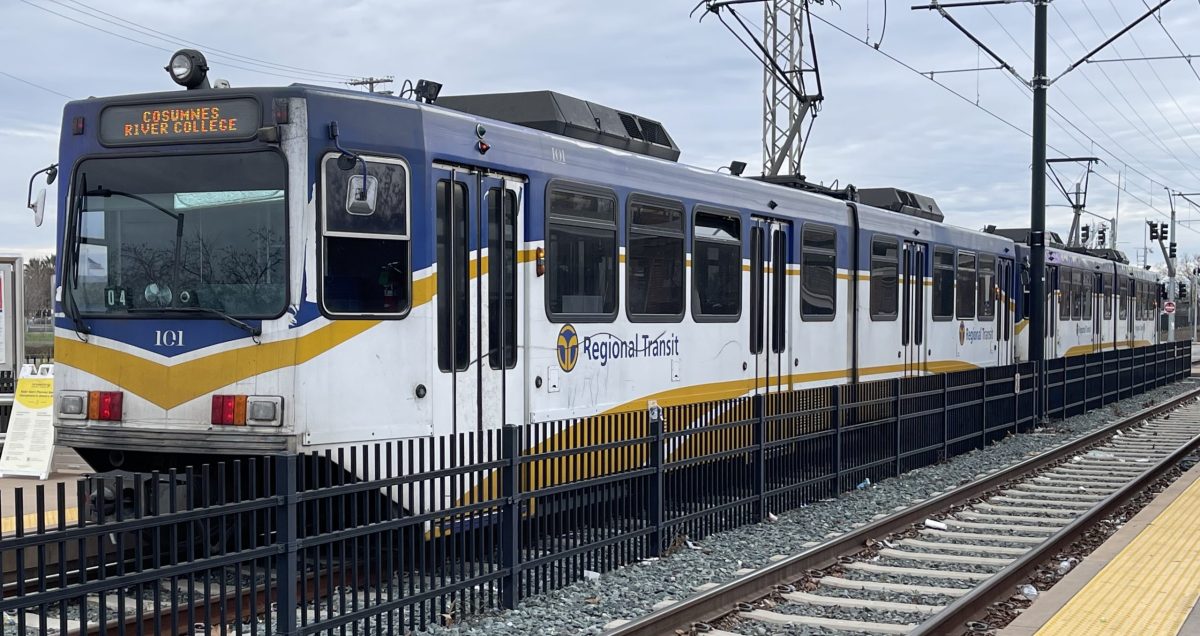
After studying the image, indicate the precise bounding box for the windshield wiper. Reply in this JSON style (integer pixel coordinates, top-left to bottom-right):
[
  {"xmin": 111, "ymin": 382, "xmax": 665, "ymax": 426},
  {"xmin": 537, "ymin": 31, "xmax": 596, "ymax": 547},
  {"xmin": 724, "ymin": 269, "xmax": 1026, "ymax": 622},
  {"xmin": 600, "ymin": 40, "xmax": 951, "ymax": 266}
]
[
  {"xmin": 87, "ymin": 188, "xmax": 185, "ymax": 301},
  {"xmin": 62, "ymin": 173, "xmax": 90, "ymax": 336},
  {"xmin": 128, "ymin": 307, "xmax": 262, "ymax": 338}
]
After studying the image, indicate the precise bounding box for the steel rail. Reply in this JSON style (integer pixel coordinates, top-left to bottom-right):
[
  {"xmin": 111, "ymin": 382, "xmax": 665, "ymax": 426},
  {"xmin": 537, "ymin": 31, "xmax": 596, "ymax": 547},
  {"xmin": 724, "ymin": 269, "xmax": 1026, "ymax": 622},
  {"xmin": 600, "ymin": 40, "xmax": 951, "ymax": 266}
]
[{"xmin": 606, "ymin": 380, "xmax": 1200, "ymax": 636}]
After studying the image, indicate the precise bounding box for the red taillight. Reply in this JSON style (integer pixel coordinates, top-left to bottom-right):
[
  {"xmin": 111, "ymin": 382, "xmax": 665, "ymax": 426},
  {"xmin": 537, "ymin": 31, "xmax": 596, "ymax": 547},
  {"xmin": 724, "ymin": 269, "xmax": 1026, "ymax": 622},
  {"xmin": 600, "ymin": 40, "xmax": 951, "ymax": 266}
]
[
  {"xmin": 211, "ymin": 395, "xmax": 247, "ymax": 425},
  {"xmin": 87, "ymin": 391, "xmax": 122, "ymax": 421}
]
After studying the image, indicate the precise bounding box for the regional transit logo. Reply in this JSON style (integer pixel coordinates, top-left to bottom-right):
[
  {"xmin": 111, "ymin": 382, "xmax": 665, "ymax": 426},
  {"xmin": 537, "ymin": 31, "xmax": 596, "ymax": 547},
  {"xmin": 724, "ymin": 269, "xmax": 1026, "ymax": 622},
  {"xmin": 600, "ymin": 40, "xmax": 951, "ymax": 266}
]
[{"xmin": 557, "ymin": 324, "xmax": 580, "ymax": 372}]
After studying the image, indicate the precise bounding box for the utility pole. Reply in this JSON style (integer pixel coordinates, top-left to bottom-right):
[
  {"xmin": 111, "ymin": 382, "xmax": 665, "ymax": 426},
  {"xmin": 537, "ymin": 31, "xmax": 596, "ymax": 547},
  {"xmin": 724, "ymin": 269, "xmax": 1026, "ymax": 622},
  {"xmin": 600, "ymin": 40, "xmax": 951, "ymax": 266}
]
[
  {"xmin": 346, "ymin": 76, "xmax": 394, "ymax": 94},
  {"xmin": 912, "ymin": 0, "xmax": 1176, "ymax": 364},
  {"xmin": 1029, "ymin": 0, "xmax": 1048, "ymax": 363}
]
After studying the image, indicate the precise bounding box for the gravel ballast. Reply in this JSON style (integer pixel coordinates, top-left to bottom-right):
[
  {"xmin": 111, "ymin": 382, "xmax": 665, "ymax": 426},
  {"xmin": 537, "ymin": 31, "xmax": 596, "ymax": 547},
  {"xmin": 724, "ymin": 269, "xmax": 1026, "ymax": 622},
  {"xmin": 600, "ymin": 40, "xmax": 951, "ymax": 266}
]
[{"xmin": 408, "ymin": 380, "xmax": 1197, "ymax": 636}]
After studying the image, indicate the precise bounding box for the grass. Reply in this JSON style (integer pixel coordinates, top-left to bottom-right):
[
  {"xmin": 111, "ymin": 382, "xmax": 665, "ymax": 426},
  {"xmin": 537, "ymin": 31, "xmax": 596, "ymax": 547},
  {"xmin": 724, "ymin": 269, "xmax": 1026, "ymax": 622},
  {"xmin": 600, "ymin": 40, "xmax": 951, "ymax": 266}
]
[{"xmin": 23, "ymin": 330, "xmax": 54, "ymax": 359}]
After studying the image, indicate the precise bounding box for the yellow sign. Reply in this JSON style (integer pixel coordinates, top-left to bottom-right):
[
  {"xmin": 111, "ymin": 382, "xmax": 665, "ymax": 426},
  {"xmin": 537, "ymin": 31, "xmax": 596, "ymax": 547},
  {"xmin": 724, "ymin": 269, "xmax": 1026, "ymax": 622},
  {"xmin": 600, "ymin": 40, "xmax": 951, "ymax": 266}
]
[
  {"xmin": 14, "ymin": 377, "xmax": 52, "ymax": 410},
  {"xmin": 0, "ymin": 372, "xmax": 55, "ymax": 479}
]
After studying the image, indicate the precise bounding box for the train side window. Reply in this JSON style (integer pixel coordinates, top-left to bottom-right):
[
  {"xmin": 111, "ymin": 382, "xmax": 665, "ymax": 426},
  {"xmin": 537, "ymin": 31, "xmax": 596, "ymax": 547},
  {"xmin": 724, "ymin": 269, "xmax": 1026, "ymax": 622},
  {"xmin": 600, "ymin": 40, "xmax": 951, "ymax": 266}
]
[
  {"xmin": 1059, "ymin": 270, "xmax": 1070, "ymax": 321},
  {"xmin": 870, "ymin": 235, "xmax": 899, "ymax": 321},
  {"xmin": 800, "ymin": 223, "xmax": 837, "ymax": 321},
  {"xmin": 1082, "ymin": 272, "xmax": 1093, "ymax": 321},
  {"xmin": 320, "ymin": 154, "xmax": 410, "ymax": 317},
  {"xmin": 956, "ymin": 251, "xmax": 976, "ymax": 320},
  {"xmin": 437, "ymin": 179, "xmax": 470, "ymax": 372},
  {"xmin": 977, "ymin": 255, "xmax": 995, "ymax": 320},
  {"xmin": 627, "ymin": 196, "xmax": 685, "ymax": 321},
  {"xmin": 932, "ymin": 247, "xmax": 955, "ymax": 320},
  {"xmin": 1071, "ymin": 270, "xmax": 1083, "ymax": 321},
  {"xmin": 692, "ymin": 208, "xmax": 742, "ymax": 321},
  {"xmin": 488, "ymin": 188, "xmax": 518, "ymax": 370},
  {"xmin": 749, "ymin": 226, "xmax": 765, "ymax": 353},
  {"xmin": 546, "ymin": 183, "xmax": 618, "ymax": 321}
]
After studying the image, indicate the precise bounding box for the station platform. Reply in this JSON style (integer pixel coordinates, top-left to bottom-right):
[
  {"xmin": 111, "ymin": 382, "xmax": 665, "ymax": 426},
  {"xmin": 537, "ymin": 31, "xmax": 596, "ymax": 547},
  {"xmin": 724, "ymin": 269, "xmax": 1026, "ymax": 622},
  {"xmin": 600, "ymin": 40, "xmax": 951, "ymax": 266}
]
[
  {"xmin": 1000, "ymin": 459, "xmax": 1200, "ymax": 636},
  {"xmin": 0, "ymin": 447, "xmax": 90, "ymax": 535}
]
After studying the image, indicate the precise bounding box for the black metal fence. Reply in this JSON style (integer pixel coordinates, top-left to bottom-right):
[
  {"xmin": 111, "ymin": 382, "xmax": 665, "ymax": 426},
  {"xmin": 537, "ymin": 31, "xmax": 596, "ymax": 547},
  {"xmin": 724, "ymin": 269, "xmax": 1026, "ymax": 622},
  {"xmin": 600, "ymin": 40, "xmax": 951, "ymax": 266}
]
[{"xmin": 0, "ymin": 342, "xmax": 1191, "ymax": 635}]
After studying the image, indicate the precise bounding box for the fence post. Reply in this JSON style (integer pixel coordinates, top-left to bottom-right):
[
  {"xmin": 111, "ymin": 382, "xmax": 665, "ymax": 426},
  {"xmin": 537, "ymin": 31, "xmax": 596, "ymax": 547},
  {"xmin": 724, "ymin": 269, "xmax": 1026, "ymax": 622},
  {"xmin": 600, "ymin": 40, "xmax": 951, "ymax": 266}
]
[
  {"xmin": 752, "ymin": 394, "xmax": 766, "ymax": 522},
  {"xmin": 647, "ymin": 402, "xmax": 665, "ymax": 556},
  {"xmin": 893, "ymin": 378, "xmax": 902, "ymax": 477},
  {"xmin": 274, "ymin": 454, "xmax": 298, "ymax": 636},
  {"xmin": 500, "ymin": 424, "xmax": 521, "ymax": 609},
  {"xmin": 979, "ymin": 371, "xmax": 988, "ymax": 447},
  {"xmin": 941, "ymin": 372, "xmax": 949, "ymax": 460},
  {"xmin": 832, "ymin": 386, "xmax": 842, "ymax": 497}
]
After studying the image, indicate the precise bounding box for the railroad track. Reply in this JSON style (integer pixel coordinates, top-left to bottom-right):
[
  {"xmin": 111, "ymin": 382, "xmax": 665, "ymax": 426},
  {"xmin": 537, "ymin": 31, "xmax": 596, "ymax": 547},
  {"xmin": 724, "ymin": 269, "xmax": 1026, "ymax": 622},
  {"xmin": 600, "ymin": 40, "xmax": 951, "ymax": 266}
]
[{"xmin": 608, "ymin": 379, "xmax": 1200, "ymax": 636}]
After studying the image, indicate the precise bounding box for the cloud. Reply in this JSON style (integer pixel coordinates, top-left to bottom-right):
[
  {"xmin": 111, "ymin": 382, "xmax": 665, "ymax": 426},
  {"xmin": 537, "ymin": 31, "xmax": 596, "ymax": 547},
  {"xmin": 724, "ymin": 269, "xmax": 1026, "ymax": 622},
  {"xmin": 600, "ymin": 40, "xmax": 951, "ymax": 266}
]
[{"xmin": 2, "ymin": 0, "xmax": 1199, "ymax": 262}]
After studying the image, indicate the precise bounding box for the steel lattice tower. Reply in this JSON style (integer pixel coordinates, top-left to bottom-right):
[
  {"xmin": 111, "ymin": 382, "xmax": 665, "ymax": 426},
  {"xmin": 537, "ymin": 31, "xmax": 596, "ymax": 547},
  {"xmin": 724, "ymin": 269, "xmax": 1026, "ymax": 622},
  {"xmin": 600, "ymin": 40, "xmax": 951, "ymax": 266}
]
[{"xmin": 762, "ymin": 0, "xmax": 819, "ymax": 177}]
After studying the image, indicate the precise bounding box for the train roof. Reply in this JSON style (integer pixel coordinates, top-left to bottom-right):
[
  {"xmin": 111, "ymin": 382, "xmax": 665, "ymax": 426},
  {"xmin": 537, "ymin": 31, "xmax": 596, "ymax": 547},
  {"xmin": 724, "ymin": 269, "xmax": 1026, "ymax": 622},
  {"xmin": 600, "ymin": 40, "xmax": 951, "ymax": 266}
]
[{"xmin": 67, "ymin": 83, "xmax": 1017, "ymax": 252}]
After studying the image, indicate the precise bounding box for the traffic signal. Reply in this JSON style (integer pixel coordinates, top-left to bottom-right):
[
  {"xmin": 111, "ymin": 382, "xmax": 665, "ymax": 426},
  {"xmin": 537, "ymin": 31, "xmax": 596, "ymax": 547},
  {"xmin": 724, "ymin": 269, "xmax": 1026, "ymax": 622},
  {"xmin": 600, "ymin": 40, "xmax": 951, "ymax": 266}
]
[
  {"xmin": 1098, "ymin": 227, "xmax": 1107, "ymax": 245},
  {"xmin": 1161, "ymin": 283, "xmax": 1169, "ymax": 299},
  {"xmin": 1161, "ymin": 222, "xmax": 1169, "ymax": 241},
  {"xmin": 1081, "ymin": 225, "xmax": 1090, "ymax": 243},
  {"xmin": 1150, "ymin": 222, "xmax": 1159, "ymax": 240},
  {"xmin": 1170, "ymin": 242, "xmax": 1177, "ymax": 258},
  {"xmin": 1179, "ymin": 282, "xmax": 1187, "ymax": 299}
]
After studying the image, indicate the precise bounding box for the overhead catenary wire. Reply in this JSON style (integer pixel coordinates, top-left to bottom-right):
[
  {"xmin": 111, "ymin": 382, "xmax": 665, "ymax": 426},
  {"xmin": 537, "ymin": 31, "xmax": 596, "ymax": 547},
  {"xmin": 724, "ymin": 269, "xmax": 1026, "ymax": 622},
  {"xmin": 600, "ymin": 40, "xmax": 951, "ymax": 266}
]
[
  {"xmin": 807, "ymin": 10, "xmax": 1198, "ymax": 235},
  {"xmin": 1086, "ymin": 1, "xmax": 1200, "ymax": 163},
  {"xmin": 1031, "ymin": 3, "xmax": 1196, "ymax": 199},
  {"xmin": 54, "ymin": 0, "xmax": 355, "ymax": 81},
  {"xmin": 17, "ymin": 0, "xmax": 352, "ymax": 85},
  {"xmin": 1049, "ymin": 1, "xmax": 1200, "ymax": 183},
  {"xmin": 0, "ymin": 69, "xmax": 74, "ymax": 99},
  {"xmin": 1139, "ymin": 0, "xmax": 1200, "ymax": 84},
  {"xmin": 989, "ymin": 5, "xmax": 1184, "ymax": 205}
]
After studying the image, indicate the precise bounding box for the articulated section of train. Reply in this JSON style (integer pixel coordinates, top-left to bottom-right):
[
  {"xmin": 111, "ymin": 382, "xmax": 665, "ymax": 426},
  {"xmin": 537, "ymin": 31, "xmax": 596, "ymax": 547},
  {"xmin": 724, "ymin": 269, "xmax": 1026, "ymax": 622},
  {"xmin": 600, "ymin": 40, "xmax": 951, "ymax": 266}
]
[{"xmin": 39, "ymin": 67, "xmax": 1161, "ymax": 503}]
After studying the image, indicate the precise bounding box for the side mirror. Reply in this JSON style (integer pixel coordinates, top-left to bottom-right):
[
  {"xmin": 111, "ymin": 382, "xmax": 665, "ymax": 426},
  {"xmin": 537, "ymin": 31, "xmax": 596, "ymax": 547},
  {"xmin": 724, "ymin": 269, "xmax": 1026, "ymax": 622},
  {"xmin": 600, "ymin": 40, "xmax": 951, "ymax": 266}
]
[
  {"xmin": 31, "ymin": 188, "xmax": 46, "ymax": 227},
  {"xmin": 26, "ymin": 163, "xmax": 57, "ymax": 228}
]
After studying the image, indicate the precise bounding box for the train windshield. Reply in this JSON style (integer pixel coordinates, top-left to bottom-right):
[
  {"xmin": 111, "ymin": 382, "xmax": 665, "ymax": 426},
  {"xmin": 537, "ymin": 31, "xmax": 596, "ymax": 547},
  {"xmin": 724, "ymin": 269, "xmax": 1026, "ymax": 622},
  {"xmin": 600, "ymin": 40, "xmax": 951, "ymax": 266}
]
[{"xmin": 68, "ymin": 152, "xmax": 287, "ymax": 318}]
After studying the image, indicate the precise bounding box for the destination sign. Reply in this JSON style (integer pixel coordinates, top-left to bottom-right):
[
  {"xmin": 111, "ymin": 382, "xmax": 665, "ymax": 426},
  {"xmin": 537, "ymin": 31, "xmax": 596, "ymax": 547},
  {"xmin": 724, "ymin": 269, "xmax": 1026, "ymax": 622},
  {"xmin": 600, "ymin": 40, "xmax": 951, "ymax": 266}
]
[{"xmin": 99, "ymin": 98, "xmax": 261, "ymax": 145}]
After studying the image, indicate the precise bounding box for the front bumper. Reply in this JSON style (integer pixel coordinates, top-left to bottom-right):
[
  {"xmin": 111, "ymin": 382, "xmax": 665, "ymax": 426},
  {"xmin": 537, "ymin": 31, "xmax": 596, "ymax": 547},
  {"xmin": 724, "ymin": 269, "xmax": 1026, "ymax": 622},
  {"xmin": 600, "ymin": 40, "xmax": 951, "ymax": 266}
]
[{"xmin": 56, "ymin": 423, "xmax": 295, "ymax": 454}]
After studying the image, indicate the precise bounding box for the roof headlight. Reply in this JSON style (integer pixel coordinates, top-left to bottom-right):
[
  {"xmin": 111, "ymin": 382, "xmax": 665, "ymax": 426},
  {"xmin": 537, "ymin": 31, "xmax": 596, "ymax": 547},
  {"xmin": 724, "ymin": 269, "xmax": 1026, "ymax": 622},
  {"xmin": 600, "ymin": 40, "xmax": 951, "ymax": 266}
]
[{"xmin": 166, "ymin": 49, "xmax": 209, "ymax": 90}]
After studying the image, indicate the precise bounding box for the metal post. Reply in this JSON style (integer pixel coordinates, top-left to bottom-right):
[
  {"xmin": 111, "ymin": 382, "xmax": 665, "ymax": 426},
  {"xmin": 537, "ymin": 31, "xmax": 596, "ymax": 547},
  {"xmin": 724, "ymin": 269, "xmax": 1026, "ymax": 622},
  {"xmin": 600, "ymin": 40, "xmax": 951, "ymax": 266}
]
[
  {"xmin": 752, "ymin": 394, "xmax": 766, "ymax": 521},
  {"xmin": 832, "ymin": 386, "xmax": 842, "ymax": 496},
  {"xmin": 1029, "ymin": 0, "xmax": 1049, "ymax": 364},
  {"xmin": 1168, "ymin": 202, "xmax": 1177, "ymax": 341},
  {"xmin": 274, "ymin": 455, "xmax": 298, "ymax": 636},
  {"xmin": 647, "ymin": 402, "xmax": 665, "ymax": 556},
  {"xmin": 500, "ymin": 425, "xmax": 521, "ymax": 609},
  {"xmin": 894, "ymin": 378, "xmax": 902, "ymax": 477}
]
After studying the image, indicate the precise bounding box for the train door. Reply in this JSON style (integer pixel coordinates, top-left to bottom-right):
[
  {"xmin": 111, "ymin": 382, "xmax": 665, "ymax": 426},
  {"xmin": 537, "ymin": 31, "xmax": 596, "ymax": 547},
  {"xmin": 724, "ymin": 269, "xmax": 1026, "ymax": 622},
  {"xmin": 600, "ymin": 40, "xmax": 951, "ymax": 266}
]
[
  {"xmin": 749, "ymin": 218, "xmax": 791, "ymax": 392},
  {"xmin": 433, "ymin": 164, "xmax": 526, "ymax": 433},
  {"xmin": 1045, "ymin": 265, "xmax": 1058, "ymax": 358},
  {"xmin": 900, "ymin": 241, "xmax": 928, "ymax": 376},
  {"xmin": 997, "ymin": 259, "xmax": 1014, "ymax": 365}
]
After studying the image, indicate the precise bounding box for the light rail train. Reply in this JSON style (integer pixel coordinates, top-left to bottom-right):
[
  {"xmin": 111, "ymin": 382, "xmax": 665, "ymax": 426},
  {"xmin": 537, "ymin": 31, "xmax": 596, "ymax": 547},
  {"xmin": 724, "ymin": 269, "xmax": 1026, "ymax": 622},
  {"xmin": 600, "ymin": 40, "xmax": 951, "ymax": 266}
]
[{"xmin": 29, "ymin": 51, "xmax": 1161, "ymax": 500}]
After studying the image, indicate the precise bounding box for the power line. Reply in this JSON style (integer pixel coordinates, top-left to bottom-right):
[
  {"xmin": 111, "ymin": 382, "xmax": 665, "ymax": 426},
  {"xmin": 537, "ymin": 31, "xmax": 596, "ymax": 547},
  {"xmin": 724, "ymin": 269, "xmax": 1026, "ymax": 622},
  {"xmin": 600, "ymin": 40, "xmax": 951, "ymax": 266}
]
[
  {"xmin": 54, "ymin": 0, "xmax": 356, "ymax": 81},
  {"xmin": 807, "ymin": 10, "xmax": 1197, "ymax": 236},
  {"xmin": 1049, "ymin": 1, "xmax": 1200, "ymax": 183},
  {"xmin": 1139, "ymin": 0, "xmax": 1200, "ymax": 84},
  {"xmin": 0, "ymin": 70, "xmax": 74, "ymax": 99},
  {"xmin": 1085, "ymin": 1, "xmax": 1200, "ymax": 163},
  {"xmin": 17, "ymin": 0, "xmax": 348, "ymax": 84}
]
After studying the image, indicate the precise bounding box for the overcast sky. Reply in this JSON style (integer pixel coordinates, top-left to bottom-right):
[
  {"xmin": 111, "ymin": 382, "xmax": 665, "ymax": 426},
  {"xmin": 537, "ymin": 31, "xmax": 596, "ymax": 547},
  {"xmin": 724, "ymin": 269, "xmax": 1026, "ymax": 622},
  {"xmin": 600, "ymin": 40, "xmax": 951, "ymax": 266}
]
[{"xmin": 3, "ymin": 0, "xmax": 1200, "ymax": 268}]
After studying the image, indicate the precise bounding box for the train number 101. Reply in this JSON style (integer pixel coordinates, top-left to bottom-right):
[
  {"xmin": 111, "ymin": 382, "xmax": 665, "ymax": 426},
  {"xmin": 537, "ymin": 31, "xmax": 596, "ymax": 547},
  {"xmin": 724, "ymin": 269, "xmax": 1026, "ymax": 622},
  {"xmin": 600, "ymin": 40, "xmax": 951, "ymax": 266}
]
[{"xmin": 155, "ymin": 330, "xmax": 185, "ymax": 347}]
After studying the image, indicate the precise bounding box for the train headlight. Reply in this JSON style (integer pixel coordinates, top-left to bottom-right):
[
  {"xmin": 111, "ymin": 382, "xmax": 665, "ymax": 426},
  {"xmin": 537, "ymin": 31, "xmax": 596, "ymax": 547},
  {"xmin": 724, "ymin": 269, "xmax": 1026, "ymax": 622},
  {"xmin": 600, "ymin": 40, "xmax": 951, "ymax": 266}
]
[
  {"xmin": 60, "ymin": 394, "xmax": 85, "ymax": 416},
  {"xmin": 166, "ymin": 49, "xmax": 210, "ymax": 90},
  {"xmin": 248, "ymin": 400, "xmax": 276, "ymax": 423}
]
